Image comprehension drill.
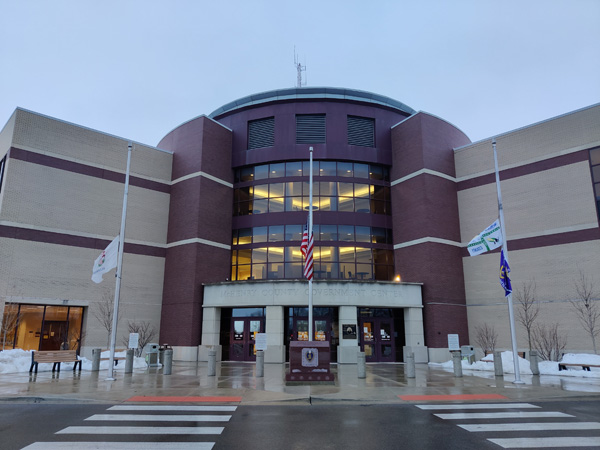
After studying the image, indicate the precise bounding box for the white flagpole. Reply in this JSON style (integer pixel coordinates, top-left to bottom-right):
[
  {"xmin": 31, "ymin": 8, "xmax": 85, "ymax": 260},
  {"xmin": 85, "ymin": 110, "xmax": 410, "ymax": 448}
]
[
  {"xmin": 308, "ymin": 146, "xmax": 314, "ymax": 342},
  {"xmin": 492, "ymin": 139, "xmax": 523, "ymax": 384},
  {"xmin": 107, "ymin": 142, "xmax": 132, "ymax": 380}
]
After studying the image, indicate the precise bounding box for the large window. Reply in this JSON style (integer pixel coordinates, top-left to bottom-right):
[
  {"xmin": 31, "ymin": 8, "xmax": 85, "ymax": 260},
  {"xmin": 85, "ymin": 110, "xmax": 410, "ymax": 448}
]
[
  {"xmin": 1, "ymin": 304, "xmax": 84, "ymax": 352},
  {"xmin": 234, "ymin": 161, "xmax": 391, "ymax": 216},
  {"xmin": 590, "ymin": 148, "xmax": 600, "ymax": 220},
  {"xmin": 234, "ymin": 161, "xmax": 389, "ymax": 182},
  {"xmin": 231, "ymin": 224, "xmax": 394, "ymax": 282}
]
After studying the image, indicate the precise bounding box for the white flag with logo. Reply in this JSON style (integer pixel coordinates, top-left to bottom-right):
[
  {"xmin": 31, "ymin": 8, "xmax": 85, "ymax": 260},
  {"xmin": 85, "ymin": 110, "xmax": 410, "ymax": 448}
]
[
  {"xmin": 92, "ymin": 236, "xmax": 119, "ymax": 283},
  {"xmin": 467, "ymin": 220, "xmax": 503, "ymax": 256}
]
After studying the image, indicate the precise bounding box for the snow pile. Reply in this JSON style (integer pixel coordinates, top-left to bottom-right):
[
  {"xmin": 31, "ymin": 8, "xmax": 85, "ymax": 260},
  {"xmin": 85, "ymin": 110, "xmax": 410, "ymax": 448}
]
[
  {"xmin": 435, "ymin": 351, "xmax": 600, "ymax": 378},
  {"xmin": 0, "ymin": 349, "xmax": 148, "ymax": 374}
]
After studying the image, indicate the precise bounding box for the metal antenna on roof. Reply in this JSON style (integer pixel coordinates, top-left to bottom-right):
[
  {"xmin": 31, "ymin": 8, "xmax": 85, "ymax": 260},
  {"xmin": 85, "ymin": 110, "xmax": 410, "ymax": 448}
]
[{"xmin": 294, "ymin": 46, "xmax": 306, "ymax": 87}]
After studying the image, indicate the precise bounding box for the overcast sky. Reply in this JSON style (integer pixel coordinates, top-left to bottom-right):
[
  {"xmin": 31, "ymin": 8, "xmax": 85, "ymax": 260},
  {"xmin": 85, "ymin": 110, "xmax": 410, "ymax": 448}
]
[{"xmin": 1, "ymin": 1, "xmax": 599, "ymax": 147}]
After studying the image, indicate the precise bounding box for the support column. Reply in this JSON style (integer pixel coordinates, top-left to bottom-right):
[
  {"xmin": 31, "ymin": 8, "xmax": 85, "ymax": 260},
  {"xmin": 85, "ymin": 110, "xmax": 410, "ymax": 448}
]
[
  {"xmin": 265, "ymin": 306, "xmax": 285, "ymax": 363},
  {"xmin": 338, "ymin": 306, "xmax": 359, "ymax": 364},
  {"xmin": 404, "ymin": 307, "xmax": 428, "ymax": 363},
  {"xmin": 199, "ymin": 307, "xmax": 221, "ymax": 362}
]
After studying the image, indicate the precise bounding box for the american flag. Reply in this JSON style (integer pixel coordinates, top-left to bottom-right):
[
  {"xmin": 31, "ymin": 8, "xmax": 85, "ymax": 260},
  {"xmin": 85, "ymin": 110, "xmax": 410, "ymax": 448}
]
[{"xmin": 301, "ymin": 220, "xmax": 314, "ymax": 281}]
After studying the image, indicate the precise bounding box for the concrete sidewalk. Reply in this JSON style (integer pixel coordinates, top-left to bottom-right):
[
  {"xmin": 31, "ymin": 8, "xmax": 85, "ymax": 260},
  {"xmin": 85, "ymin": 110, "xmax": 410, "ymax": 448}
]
[{"xmin": 1, "ymin": 361, "xmax": 599, "ymax": 405}]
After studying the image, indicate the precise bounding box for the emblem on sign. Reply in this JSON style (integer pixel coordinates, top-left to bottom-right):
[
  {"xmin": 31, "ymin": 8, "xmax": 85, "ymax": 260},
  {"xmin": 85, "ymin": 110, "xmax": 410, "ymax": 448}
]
[{"xmin": 301, "ymin": 348, "xmax": 319, "ymax": 367}]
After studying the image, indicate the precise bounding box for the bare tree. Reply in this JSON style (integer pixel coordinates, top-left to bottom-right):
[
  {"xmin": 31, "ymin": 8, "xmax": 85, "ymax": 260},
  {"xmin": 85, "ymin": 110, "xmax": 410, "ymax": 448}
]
[
  {"xmin": 122, "ymin": 321, "xmax": 157, "ymax": 357},
  {"xmin": 91, "ymin": 291, "xmax": 122, "ymax": 348},
  {"xmin": 473, "ymin": 324, "xmax": 498, "ymax": 356},
  {"xmin": 570, "ymin": 270, "xmax": 600, "ymax": 354},
  {"xmin": 515, "ymin": 280, "xmax": 540, "ymax": 352},
  {"xmin": 1, "ymin": 302, "xmax": 19, "ymax": 350},
  {"xmin": 531, "ymin": 323, "xmax": 568, "ymax": 361}
]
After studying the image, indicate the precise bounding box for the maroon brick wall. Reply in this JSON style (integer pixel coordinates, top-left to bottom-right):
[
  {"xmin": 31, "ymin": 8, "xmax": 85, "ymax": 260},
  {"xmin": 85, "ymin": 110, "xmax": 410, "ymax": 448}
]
[
  {"xmin": 391, "ymin": 112, "xmax": 471, "ymax": 348},
  {"xmin": 395, "ymin": 243, "xmax": 469, "ymax": 348},
  {"xmin": 158, "ymin": 117, "xmax": 233, "ymax": 346}
]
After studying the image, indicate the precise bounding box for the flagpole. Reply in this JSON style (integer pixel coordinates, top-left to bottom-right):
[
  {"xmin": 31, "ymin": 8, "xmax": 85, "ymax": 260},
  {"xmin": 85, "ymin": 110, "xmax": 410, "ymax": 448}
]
[
  {"xmin": 107, "ymin": 142, "xmax": 132, "ymax": 380},
  {"xmin": 492, "ymin": 139, "xmax": 523, "ymax": 384},
  {"xmin": 308, "ymin": 146, "xmax": 314, "ymax": 342}
]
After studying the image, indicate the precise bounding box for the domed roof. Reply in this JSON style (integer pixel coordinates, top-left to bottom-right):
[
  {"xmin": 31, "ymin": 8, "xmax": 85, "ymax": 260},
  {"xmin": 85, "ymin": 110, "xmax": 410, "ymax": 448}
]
[{"xmin": 209, "ymin": 87, "xmax": 416, "ymax": 118}]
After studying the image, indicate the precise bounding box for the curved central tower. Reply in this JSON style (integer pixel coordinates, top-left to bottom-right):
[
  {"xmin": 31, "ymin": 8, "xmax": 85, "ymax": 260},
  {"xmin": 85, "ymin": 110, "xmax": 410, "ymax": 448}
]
[{"xmin": 157, "ymin": 87, "xmax": 471, "ymax": 363}]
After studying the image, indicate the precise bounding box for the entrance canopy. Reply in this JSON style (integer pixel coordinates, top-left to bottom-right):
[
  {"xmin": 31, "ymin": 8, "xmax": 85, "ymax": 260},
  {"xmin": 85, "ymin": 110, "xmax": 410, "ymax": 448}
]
[{"xmin": 203, "ymin": 280, "xmax": 423, "ymax": 309}]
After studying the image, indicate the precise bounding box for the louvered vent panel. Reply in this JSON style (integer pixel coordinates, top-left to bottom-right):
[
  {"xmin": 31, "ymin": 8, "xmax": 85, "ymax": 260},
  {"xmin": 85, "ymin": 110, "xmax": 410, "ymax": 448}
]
[
  {"xmin": 296, "ymin": 114, "xmax": 326, "ymax": 144},
  {"xmin": 347, "ymin": 116, "xmax": 375, "ymax": 147},
  {"xmin": 248, "ymin": 117, "xmax": 275, "ymax": 149}
]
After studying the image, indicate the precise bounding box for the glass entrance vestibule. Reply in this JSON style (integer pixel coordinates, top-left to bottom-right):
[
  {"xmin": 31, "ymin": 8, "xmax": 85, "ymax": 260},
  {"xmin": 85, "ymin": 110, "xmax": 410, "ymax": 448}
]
[{"xmin": 210, "ymin": 306, "xmax": 413, "ymax": 363}]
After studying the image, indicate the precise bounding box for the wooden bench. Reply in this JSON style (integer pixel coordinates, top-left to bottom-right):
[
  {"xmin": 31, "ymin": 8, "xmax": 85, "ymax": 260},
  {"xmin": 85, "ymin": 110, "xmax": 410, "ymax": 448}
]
[
  {"xmin": 29, "ymin": 350, "xmax": 82, "ymax": 373},
  {"xmin": 558, "ymin": 362, "xmax": 600, "ymax": 371},
  {"xmin": 100, "ymin": 349, "xmax": 127, "ymax": 366}
]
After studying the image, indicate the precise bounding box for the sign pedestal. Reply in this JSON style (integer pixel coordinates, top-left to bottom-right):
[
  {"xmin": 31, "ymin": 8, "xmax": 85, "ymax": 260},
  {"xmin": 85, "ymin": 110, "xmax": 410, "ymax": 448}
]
[{"xmin": 286, "ymin": 341, "xmax": 334, "ymax": 383}]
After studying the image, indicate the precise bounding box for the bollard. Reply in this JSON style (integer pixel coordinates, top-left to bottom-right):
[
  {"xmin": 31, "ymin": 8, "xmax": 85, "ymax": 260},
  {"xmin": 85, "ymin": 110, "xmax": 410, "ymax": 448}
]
[
  {"xmin": 530, "ymin": 350, "xmax": 540, "ymax": 376},
  {"xmin": 494, "ymin": 350, "xmax": 504, "ymax": 377},
  {"xmin": 256, "ymin": 350, "xmax": 264, "ymax": 377},
  {"xmin": 357, "ymin": 351, "xmax": 366, "ymax": 379},
  {"xmin": 163, "ymin": 349, "xmax": 173, "ymax": 375},
  {"xmin": 452, "ymin": 351, "xmax": 463, "ymax": 377},
  {"xmin": 406, "ymin": 352, "xmax": 416, "ymax": 378},
  {"xmin": 91, "ymin": 348, "xmax": 101, "ymax": 372},
  {"xmin": 208, "ymin": 349, "xmax": 216, "ymax": 377},
  {"xmin": 125, "ymin": 349, "xmax": 134, "ymax": 374}
]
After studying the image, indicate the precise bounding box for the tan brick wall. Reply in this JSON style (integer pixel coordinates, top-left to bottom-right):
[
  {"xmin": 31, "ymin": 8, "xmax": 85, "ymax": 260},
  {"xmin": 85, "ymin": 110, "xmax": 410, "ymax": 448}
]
[
  {"xmin": 455, "ymin": 104, "xmax": 600, "ymax": 179},
  {"xmin": 0, "ymin": 237, "xmax": 164, "ymax": 350},
  {"xmin": 0, "ymin": 110, "xmax": 16, "ymax": 159},
  {"xmin": 464, "ymin": 241, "xmax": 600, "ymax": 353},
  {"xmin": 11, "ymin": 109, "xmax": 172, "ymax": 182},
  {"xmin": 458, "ymin": 161, "xmax": 597, "ymax": 242},
  {"xmin": 1, "ymin": 159, "xmax": 169, "ymax": 244}
]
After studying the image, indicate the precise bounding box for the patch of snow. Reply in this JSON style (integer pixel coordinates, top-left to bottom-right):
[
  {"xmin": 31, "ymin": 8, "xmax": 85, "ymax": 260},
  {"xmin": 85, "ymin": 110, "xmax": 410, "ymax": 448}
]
[
  {"xmin": 433, "ymin": 351, "xmax": 600, "ymax": 378},
  {"xmin": 0, "ymin": 349, "xmax": 148, "ymax": 374}
]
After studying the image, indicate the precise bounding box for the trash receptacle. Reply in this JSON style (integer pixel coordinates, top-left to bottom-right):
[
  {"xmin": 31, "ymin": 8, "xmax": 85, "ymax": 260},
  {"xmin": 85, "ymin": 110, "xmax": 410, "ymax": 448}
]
[
  {"xmin": 145, "ymin": 343, "xmax": 160, "ymax": 367},
  {"xmin": 159, "ymin": 344, "xmax": 172, "ymax": 364},
  {"xmin": 461, "ymin": 345, "xmax": 475, "ymax": 364}
]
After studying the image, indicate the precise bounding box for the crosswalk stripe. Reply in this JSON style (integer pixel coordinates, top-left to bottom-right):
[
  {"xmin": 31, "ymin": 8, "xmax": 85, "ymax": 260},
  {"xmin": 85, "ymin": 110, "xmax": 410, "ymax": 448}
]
[
  {"xmin": 56, "ymin": 426, "xmax": 224, "ymax": 435},
  {"xmin": 435, "ymin": 411, "xmax": 573, "ymax": 420},
  {"xmin": 458, "ymin": 422, "xmax": 600, "ymax": 432},
  {"xmin": 416, "ymin": 403, "xmax": 538, "ymax": 410},
  {"xmin": 108, "ymin": 405, "xmax": 237, "ymax": 412},
  {"xmin": 22, "ymin": 443, "xmax": 215, "ymax": 450},
  {"xmin": 86, "ymin": 414, "xmax": 231, "ymax": 422},
  {"xmin": 487, "ymin": 436, "xmax": 600, "ymax": 448}
]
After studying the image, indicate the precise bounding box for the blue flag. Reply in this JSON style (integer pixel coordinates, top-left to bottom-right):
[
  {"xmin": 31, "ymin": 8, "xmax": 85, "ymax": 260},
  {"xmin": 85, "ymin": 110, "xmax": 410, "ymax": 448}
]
[{"xmin": 499, "ymin": 249, "xmax": 512, "ymax": 296}]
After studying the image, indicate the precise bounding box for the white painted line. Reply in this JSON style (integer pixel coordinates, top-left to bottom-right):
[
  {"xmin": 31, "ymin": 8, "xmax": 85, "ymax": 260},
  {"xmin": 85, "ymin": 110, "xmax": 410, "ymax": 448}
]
[
  {"xmin": 56, "ymin": 426, "xmax": 224, "ymax": 435},
  {"xmin": 416, "ymin": 403, "xmax": 539, "ymax": 410},
  {"xmin": 86, "ymin": 414, "xmax": 231, "ymax": 422},
  {"xmin": 22, "ymin": 443, "xmax": 214, "ymax": 450},
  {"xmin": 108, "ymin": 405, "xmax": 237, "ymax": 412},
  {"xmin": 459, "ymin": 421, "xmax": 600, "ymax": 432},
  {"xmin": 435, "ymin": 411, "xmax": 573, "ymax": 420},
  {"xmin": 487, "ymin": 436, "xmax": 600, "ymax": 448}
]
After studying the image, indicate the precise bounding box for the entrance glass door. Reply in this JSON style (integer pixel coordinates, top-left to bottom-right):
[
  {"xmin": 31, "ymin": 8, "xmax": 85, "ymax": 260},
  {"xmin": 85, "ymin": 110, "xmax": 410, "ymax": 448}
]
[
  {"xmin": 230, "ymin": 317, "xmax": 264, "ymax": 361},
  {"xmin": 293, "ymin": 318, "xmax": 330, "ymax": 342},
  {"xmin": 360, "ymin": 317, "xmax": 394, "ymax": 362}
]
